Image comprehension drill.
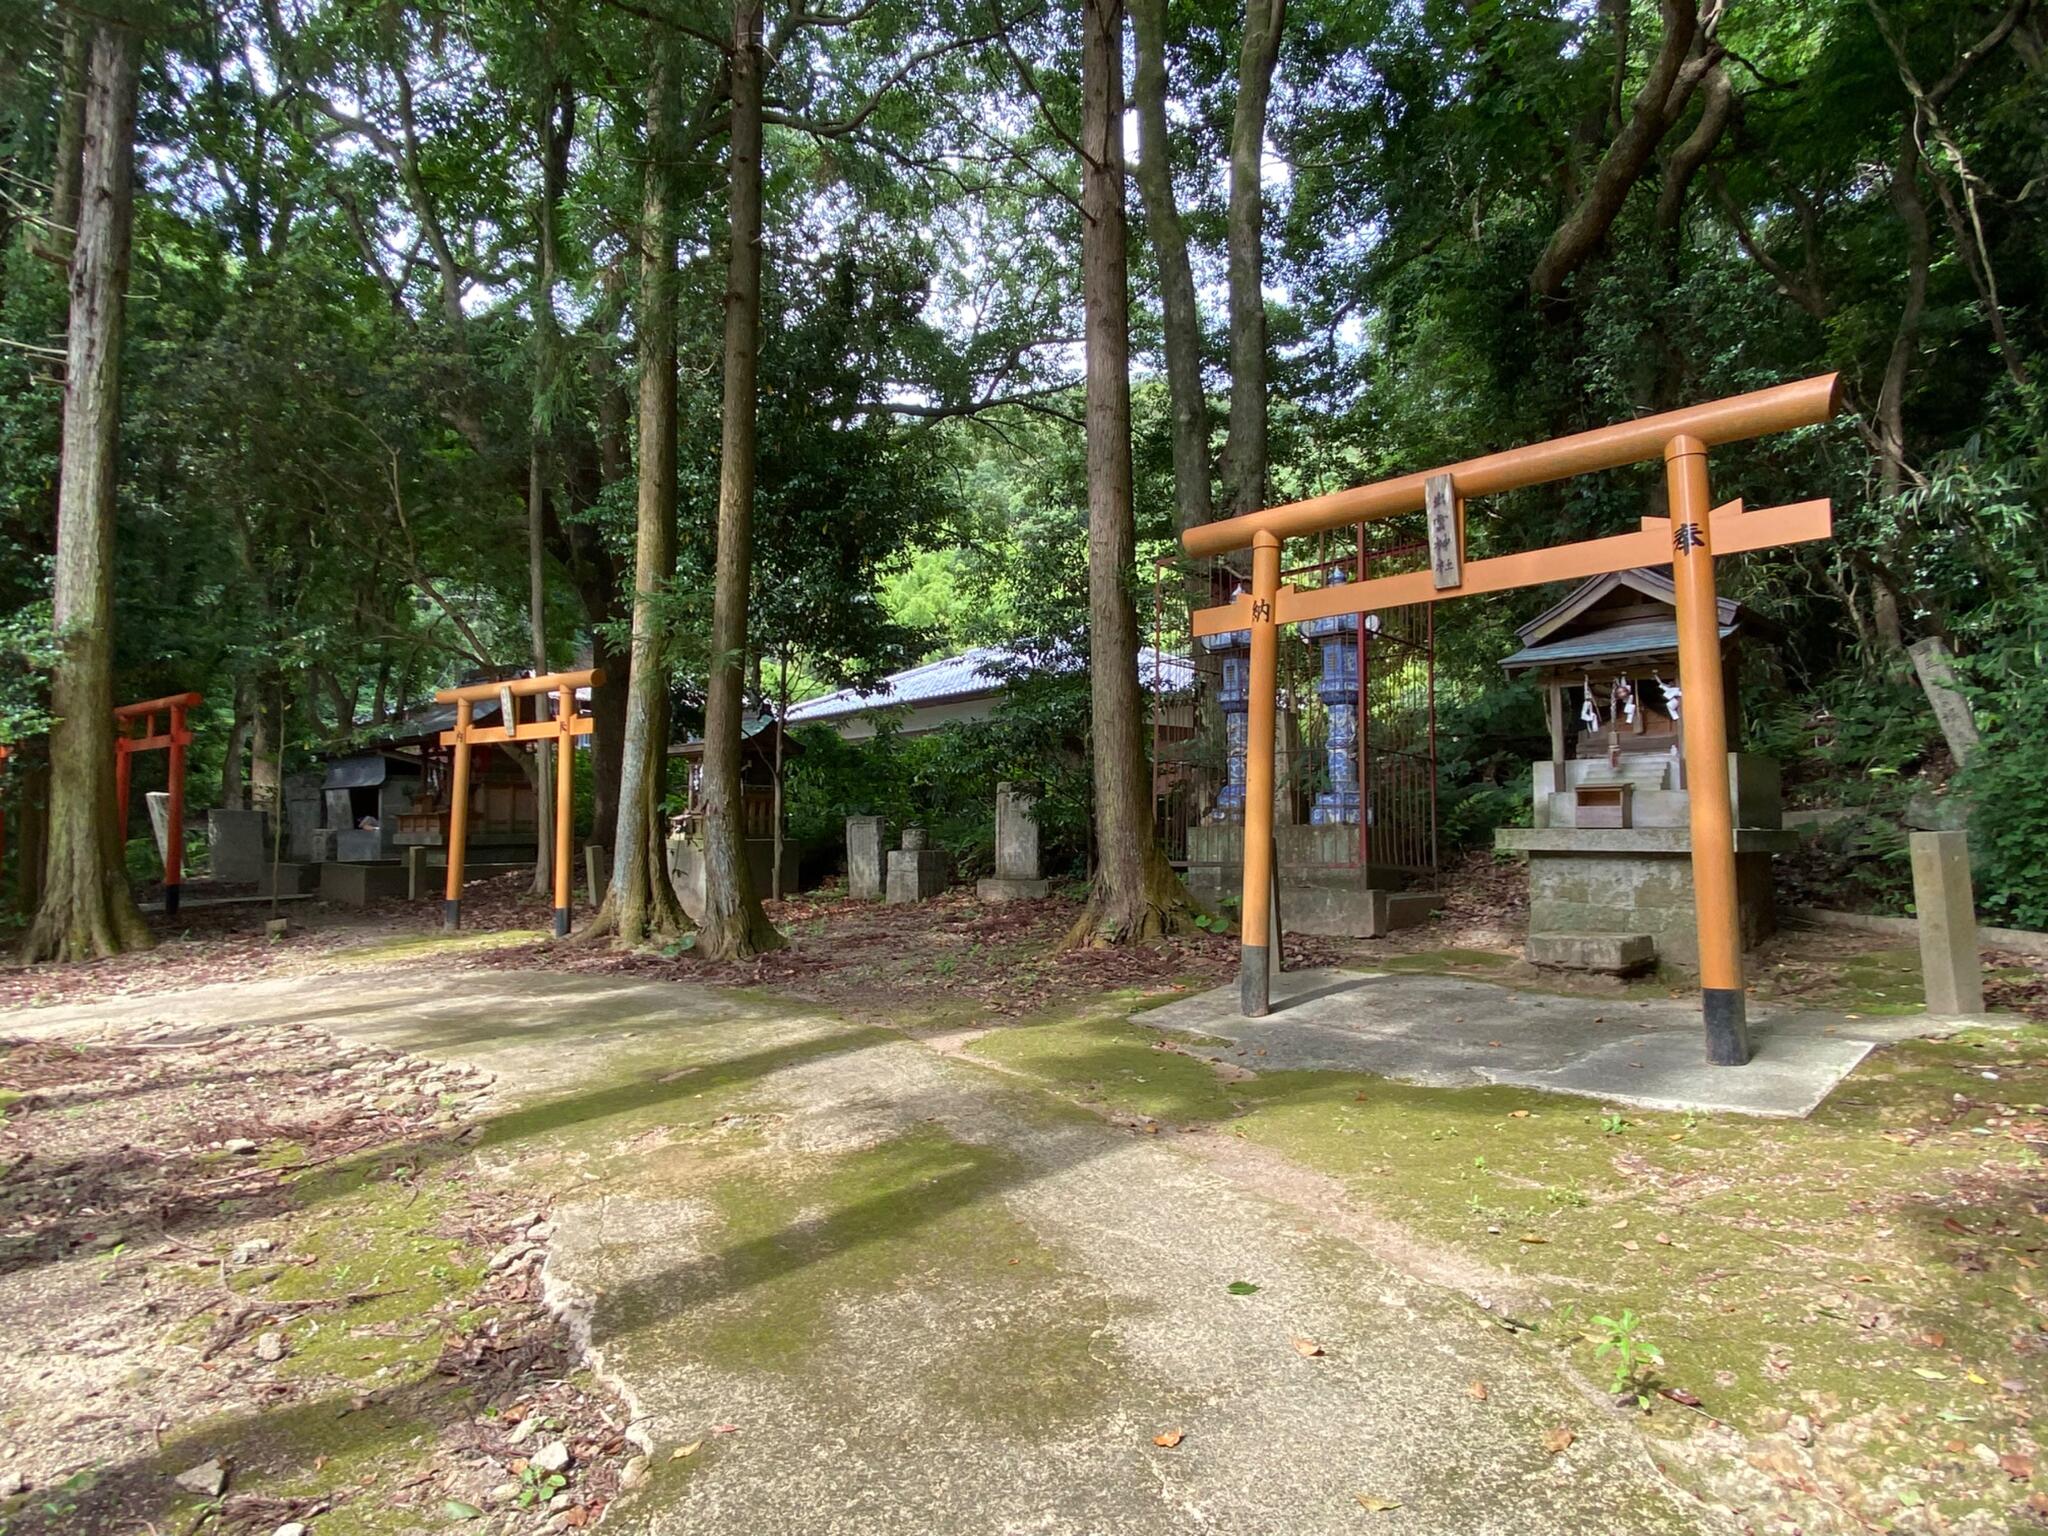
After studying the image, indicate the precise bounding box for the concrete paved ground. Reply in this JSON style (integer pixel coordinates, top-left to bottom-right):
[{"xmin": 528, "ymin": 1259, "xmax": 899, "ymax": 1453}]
[
  {"xmin": 0, "ymin": 959, "xmax": 1735, "ymax": 1534},
  {"xmin": 1142, "ymin": 966, "xmax": 1956, "ymax": 1117}
]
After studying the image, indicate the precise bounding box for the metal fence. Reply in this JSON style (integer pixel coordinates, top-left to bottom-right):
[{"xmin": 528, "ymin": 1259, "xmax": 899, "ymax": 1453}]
[{"xmin": 1151, "ymin": 523, "xmax": 1438, "ymax": 890}]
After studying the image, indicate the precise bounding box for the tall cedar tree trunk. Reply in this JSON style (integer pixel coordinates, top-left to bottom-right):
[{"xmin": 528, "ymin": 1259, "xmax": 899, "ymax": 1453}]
[
  {"xmin": 600, "ymin": 34, "xmax": 688, "ymax": 945},
  {"xmin": 697, "ymin": 0, "xmax": 784, "ymax": 961},
  {"xmin": 1070, "ymin": 0, "xmax": 1193, "ymax": 946},
  {"xmin": 219, "ymin": 685, "xmax": 250, "ymax": 810},
  {"xmin": 1129, "ymin": 0, "xmax": 1212, "ymax": 534},
  {"xmin": 26, "ymin": 19, "xmax": 151, "ymax": 962},
  {"xmin": 527, "ymin": 447, "xmax": 554, "ymax": 895},
  {"xmin": 1222, "ymin": 0, "xmax": 1285, "ymax": 518},
  {"xmin": 526, "ymin": 75, "xmax": 572, "ymax": 897}
]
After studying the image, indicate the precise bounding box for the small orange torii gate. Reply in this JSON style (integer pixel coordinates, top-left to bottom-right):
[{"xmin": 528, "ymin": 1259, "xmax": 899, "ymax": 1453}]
[
  {"xmin": 114, "ymin": 692, "xmax": 202, "ymax": 916},
  {"xmin": 436, "ymin": 669, "xmax": 600, "ymax": 937},
  {"xmin": 1184, "ymin": 374, "xmax": 1844, "ymax": 1067}
]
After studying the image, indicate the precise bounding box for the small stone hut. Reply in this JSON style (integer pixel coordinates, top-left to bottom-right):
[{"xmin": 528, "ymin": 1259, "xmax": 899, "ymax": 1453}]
[{"xmin": 1492, "ymin": 569, "xmax": 1796, "ymax": 972}]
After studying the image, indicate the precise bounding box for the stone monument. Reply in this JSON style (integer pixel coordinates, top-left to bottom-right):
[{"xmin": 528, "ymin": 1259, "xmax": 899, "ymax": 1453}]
[
  {"xmin": 885, "ymin": 826, "xmax": 948, "ymax": 904},
  {"xmin": 144, "ymin": 790, "xmax": 174, "ymax": 867},
  {"xmin": 846, "ymin": 815, "xmax": 888, "ymax": 900},
  {"xmin": 976, "ymin": 782, "xmax": 1050, "ymax": 902},
  {"xmin": 1910, "ymin": 830, "xmax": 1983, "ymax": 1016},
  {"xmin": 208, "ymin": 808, "xmax": 270, "ymax": 883}
]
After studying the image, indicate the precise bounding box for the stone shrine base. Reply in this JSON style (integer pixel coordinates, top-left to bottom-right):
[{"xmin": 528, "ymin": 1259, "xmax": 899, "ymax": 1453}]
[
  {"xmin": 1494, "ymin": 827, "xmax": 1795, "ymax": 969},
  {"xmin": 1185, "ymin": 822, "xmax": 1439, "ymax": 939},
  {"xmin": 975, "ymin": 876, "xmax": 1051, "ymax": 902}
]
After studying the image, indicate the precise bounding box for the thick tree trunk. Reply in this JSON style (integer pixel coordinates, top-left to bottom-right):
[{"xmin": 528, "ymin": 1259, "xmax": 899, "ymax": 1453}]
[
  {"xmin": 249, "ymin": 681, "xmax": 283, "ymax": 812},
  {"xmin": 601, "ymin": 35, "xmax": 689, "ymax": 946},
  {"xmin": 697, "ymin": 0, "xmax": 784, "ymax": 962},
  {"xmin": 527, "ymin": 445, "xmax": 554, "ymax": 895},
  {"xmin": 1129, "ymin": 0, "xmax": 1213, "ymax": 534},
  {"xmin": 1221, "ymin": 0, "xmax": 1285, "ymax": 518},
  {"xmin": 26, "ymin": 20, "xmax": 150, "ymax": 963},
  {"xmin": 1071, "ymin": 0, "xmax": 1193, "ymax": 947},
  {"xmin": 1531, "ymin": 0, "xmax": 1708, "ymax": 300},
  {"xmin": 220, "ymin": 687, "xmax": 250, "ymax": 811},
  {"xmin": 527, "ymin": 76, "xmax": 570, "ymax": 898}
]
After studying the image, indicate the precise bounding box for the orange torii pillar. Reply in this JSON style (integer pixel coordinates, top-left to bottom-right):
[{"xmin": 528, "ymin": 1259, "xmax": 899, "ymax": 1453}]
[
  {"xmin": 436, "ymin": 669, "xmax": 600, "ymax": 936},
  {"xmin": 1185, "ymin": 375, "xmax": 1845, "ymax": 1066},
  {"xmin": 114, "ymin": 692, "xmax": 201, "ymax": 917}
]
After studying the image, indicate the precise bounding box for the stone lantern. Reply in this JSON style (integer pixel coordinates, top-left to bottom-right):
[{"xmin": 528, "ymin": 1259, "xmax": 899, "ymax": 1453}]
[
  {"xmin": 1200, "ymin": 593, "xmax": 1252, "ymax": 824},
  {"xmin": 1304, "ymin": 569, "xmax": 1362, "ymax": 826}
]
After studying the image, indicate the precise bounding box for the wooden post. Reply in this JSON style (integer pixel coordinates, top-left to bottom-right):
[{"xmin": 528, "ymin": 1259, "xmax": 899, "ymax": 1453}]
[
  {"xmin": 1665, "ymin": 434, "xmax": 1749, "ymax": 1066},
  {"xmin": 1239, "ymin": 530, "xmax": 1282, "ymax": 1016},
  {"xmin": 164, "ymin": 700, "xmax": 186, "ymax": 916},
  {"xmin": 115, "ymin": 729, "xmax": 132, "ymax": 840},
  {"xmin": 443, "ymin": 697, "xmax": 474, "ymax": 932},
  {"xmin": 553, "ymin": 682, "xmax": 574, "ymax": 936}
]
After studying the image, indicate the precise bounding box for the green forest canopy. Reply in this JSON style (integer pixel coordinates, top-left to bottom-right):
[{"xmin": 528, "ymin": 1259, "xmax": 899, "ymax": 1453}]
[{"xmin": 3, "ymin": 0, "xmax": 2045, "ymax": 925}]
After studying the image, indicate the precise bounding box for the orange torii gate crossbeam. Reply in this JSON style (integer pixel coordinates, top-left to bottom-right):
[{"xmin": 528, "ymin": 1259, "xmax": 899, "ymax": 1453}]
[
  {"xmin": 437, "ymin": 669, "xmax": 600, "ymax": 937},
  {"xmin": 1183, "ymin": 374, "xmax": 1845, "ymax": 1067},
  {"xmin": 114, "ymin": 692, "xmax": 202, "ymax": 916}
]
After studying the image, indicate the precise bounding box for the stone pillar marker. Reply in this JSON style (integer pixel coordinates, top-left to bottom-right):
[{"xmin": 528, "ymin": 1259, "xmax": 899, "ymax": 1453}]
[
  {"xmin": 405, "ymin": 845, "xmax": 432, "ymax": 901},
  {"xmin": 886, "ymin": 826, "xmax": 948, "ymax": 904},
  {"xmin": 1910, "ymin": 830, "xmax": 1983, "ymax": 1015},
  {"xmin": 145, "ymin": 790, "xmax": 174, "ymax": 867},
  {"xmin": 208, "ymin": 808, "xmax": 270, "ymax": 883},
  {"xmin": 977, "ymin": 782, "xmax": 1051, "ymax": 902},
  {"xmin": 584, "ymin": 844, "xmax": 611, "ymax": 910},
  {"xmin": 846, "ymin": 815, "xmax": 888, "ymax": 901}
]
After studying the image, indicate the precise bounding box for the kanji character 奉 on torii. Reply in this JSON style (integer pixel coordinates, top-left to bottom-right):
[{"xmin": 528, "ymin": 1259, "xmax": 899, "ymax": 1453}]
[{"xmin": 1182, "ymin": 374, "xmax": 1845, "ymax": 1067}]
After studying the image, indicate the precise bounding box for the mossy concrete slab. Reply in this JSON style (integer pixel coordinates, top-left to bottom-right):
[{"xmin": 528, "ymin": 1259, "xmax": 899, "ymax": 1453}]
[
  {"xmin": 546, "ymin": 1026, "xmax": 1711, "ymax": 1536},
  {"xmin": 1141, "ymin": 967, "xmax": 1962, "ymax": 1117},
  {"xmin": 5, "ymin": 964, "xmax": 1721, "ymax": 1535}
]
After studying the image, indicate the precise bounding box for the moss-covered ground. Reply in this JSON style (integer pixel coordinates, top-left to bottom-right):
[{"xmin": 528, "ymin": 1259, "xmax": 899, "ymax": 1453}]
[{"xmin": 966, "ymin": 999, "xmax": 2048, "ymax": 1524}]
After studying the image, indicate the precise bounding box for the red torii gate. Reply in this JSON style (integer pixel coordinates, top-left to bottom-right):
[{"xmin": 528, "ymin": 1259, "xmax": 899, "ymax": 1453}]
[
  {"xmin": 1184, "ymin": 376, "xmax": 1844, "ymax": 1067},
  {"xmin": 436, "ymin": 669, "xmax": 599, "ymax": 937},
  {"xmin": 114, "ymin": 692, "xmax": 201, "ymax": 916}
]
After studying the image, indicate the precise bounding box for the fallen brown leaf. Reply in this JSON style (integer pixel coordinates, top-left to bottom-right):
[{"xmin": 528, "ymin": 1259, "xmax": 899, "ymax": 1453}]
[
  {"xmin": 1467, "ymin": 1380, "xmax": 1488, "ymax": 1402},
  {"xmin": 1291, "ymin": 1337, "xmax": 1325, "ymax": 1358},
  {"xmin": 1541, "ymin": 1425, "xmax": 1575, "ymax": 1455},
  {"xmin": 671, "ymin": 1441, "xmax": 702, "ymax": 1460},
  {"xmin": 1356, "ymin": 1494, "xmax": 1402, "ymax": 1512},
  {"xmin": 1153, "ymin": 1429, "xmax": 1184, "ymax": 1448},
  {"xmin": 1509, "ymin": 1109, "xmax": 1531, "ymax": 1119},
  {"xmin": 2000, "ymin": 1452, "xmax": 2034, "ymax": 1481},
  {"xmin": 1517, "ymin": 1233, "xmax": 1548, "ymax": 1245}
]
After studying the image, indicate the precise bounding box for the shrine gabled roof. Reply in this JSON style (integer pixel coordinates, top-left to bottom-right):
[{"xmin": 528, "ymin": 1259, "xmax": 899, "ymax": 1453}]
[
  {"xmin": 783, "ymin": 643, "xmax": 1195, "ymax": 727},
  {"xmin": 1499, "ymin": 615, "xmax": 1736, "ymax": 674},
  {"xmin": 1512, "ymin": 567, "xmax": 1740, "ymax": 648}
]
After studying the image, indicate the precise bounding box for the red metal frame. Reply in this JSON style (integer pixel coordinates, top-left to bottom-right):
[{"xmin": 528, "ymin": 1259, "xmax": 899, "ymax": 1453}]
[{"xmin": 114, "ymin": 692, "xmax": 201, "ymax": 915}]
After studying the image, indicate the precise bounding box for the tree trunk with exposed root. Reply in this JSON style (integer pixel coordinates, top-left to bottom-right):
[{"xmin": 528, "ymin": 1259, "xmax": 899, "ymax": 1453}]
[
  {"xmin": 25, "ymin": 19, "xmax": 151, "ymax": 964},
  {"xmin": 696, "ymin": 0, "xmax": 784, "ymax": 964},
  {"xmin": 1069, "ymin": 0, "xmax": 1195, "ymax": 948}
]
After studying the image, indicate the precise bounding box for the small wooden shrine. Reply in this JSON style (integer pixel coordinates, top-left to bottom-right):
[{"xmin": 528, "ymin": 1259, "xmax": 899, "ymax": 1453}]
[
  {"xmin": 1494, "ymin": 568, "xmax": 1796, "ymax": 973},
  {"xmin": 1499, "ymin": 567, "xmax": 1742, "ymax": 767}
]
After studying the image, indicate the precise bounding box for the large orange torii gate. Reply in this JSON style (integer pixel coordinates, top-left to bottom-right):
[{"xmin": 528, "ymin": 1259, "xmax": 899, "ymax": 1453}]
[
  {"xmin": 1184, "ymin": 374, "xmax": 1845, "ymax": 1067},
  {"xmin": 436, "ymin": 669, "xmax": 599, "ymax": 937}
]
